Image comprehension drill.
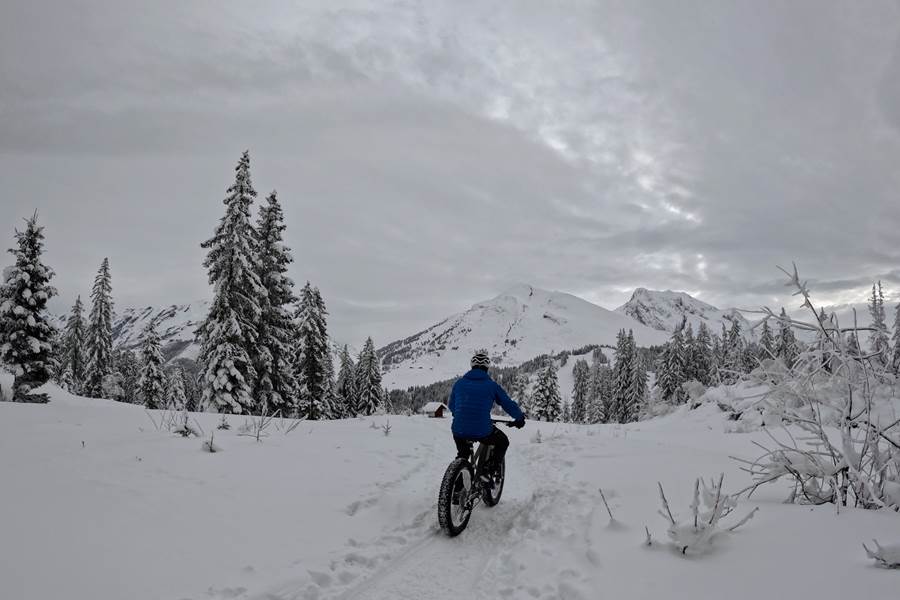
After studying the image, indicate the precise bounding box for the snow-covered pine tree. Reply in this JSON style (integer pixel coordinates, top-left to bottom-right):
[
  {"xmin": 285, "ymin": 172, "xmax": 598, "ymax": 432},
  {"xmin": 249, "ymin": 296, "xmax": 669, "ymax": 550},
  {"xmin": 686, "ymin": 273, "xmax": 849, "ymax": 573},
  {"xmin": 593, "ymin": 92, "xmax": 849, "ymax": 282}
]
[
  {"xmin": 355, "ymin": 337, "xmax": 382, "ymax": 415},
  {"xmin": 84, "ymin": 257, "xmax": 114, "ymax": 398},
  {"xmin": 295, "ymin": 282, "xmax": 331, "ymax": 419},
  {"xmin": 114, "ymin": 348, "xmax": 140, "ymax": 403},
  {"xmin": 693, "ymin": 322, "xmax": 714, "ymax": 385},
  {"xmin": 624, "ymin": 331, "xmax": 647, "ymax": 421},
  {"xmin": 335, "ymin": 344, "xmax": 357, "ymax": 417},
  {"xmin": 610, "ymin": 329, "xmax": 631, "ymax": 423},
  {"xmin": 167, "ymin": 366, "xmax": 188, "ymax": 411},
  {"xmin": 138, "ymin": 321, "xmax": 166, "ymax": 409},
  {"xmin": 60, "ymin": 295, "xmax": 87, "ymax": 393},
  {"xmin": 0, "ymin": 213, "xmax": 57, "ymax": 402},
  {"xmin": 570, "ymin": 359, "xmax": 590, "ymax": 423},
  {"xmin": 511, "ymin": 371, "xmax": 530, "ymax": 413},
  {"xmin": 868, "ymin": 281, "xmax": 890, "ymax": 365},
  {"xmin": 776, "ymin": 308, "xmax": 799, "ymax": 368},
  {"xmin": 892, "ymin": 303, "xmax": 900, "ymax": 375},
  {"xmin": 682, "ymin": 324, "xmax": 696, "ymax": 381},
  {"xmin": 723, "ymin": 319, "xmax": 744, "ymax": 381},
  {"xmin": 813, "ymin": 308, "xmax": 835, "ymax": 373},
  {"xmin": 759, "ymin": 319, "xmax": 775, "ymax": 360},
  {"xmin": 587, "ymin": 362, "xmax": 612, "ymax": 423},
  {"xmin": 657, "ymin": 328, "xmax": 686, "ymax": 403},
  {"xmin": 254, "ymin": 190, "xmax": 299, "ymax": 416},
  {"xmin": 531, "ymin": 362, "xmax": 561, "ymax": 422},
  {"xmin": 197, "ymin": 151, "xmax": 264, "ymax": 415},
  {"xmin": 845, "ymin": 330, "xmax": 862, "ymax": 358}
]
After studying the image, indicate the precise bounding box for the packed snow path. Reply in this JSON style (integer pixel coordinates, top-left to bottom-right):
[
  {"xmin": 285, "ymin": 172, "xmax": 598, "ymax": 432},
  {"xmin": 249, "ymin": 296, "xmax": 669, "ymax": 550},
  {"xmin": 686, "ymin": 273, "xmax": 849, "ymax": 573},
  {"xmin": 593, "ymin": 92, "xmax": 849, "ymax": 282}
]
[{"xmin": 1, "ymin": 383, "xmax": 898, "ymax": 600}]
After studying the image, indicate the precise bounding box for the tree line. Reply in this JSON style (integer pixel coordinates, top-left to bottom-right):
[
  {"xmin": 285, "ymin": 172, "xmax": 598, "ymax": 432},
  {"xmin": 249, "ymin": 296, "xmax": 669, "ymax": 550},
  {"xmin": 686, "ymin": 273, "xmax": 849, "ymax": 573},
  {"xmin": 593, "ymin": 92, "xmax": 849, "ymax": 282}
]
[{"xmin": 0, "ymin": 152, "xmax": 384, "ymax": 417}]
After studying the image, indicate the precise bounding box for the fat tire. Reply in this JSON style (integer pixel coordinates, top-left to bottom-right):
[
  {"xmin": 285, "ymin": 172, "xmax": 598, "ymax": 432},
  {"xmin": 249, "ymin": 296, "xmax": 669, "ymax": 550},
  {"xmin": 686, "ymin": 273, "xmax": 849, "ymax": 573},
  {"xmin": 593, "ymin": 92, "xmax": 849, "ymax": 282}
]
[{"xmin": 438, "ymin": 458, "xmax": 474, "ymax": 537}]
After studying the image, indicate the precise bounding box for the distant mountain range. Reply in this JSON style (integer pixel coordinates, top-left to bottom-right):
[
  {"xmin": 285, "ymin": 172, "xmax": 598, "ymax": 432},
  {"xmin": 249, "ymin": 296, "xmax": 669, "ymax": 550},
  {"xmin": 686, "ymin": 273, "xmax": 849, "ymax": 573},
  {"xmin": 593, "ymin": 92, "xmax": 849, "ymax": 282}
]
[
  {"xmin": 378, "ymin": 284, "xmax": 669, "ymax": 389},
  {"xmin": 53, "ymin": 286, "xmax": 879, "ymax": 389},
  {"xmin": 614, "ymin": 288, "xmax": 751, "ymax": 336}
]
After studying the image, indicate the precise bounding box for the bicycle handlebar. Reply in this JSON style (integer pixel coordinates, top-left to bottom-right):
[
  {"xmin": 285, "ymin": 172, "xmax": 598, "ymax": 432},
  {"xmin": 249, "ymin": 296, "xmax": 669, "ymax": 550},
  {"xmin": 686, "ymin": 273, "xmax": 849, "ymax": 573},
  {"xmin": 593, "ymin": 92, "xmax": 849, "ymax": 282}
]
[{"xmin": 490, "ymin": 418, "xmax": 517, "ymax": 426}]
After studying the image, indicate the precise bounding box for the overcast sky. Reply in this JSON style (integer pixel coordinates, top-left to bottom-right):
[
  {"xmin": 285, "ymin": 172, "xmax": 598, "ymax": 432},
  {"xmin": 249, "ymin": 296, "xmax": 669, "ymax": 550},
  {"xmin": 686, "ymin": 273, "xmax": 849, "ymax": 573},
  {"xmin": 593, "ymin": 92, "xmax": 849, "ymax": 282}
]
[{"xmin": 2, "ymin": 1, "xmax": 900, "ymax": 345}]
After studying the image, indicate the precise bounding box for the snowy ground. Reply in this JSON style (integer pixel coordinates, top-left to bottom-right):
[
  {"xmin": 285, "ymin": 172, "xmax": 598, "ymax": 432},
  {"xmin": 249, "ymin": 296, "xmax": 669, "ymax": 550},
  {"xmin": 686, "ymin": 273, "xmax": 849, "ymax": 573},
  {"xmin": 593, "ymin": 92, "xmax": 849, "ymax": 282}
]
[{"xmin": 2, "ymin": 381, "xmax": 898, "ymax": 600}]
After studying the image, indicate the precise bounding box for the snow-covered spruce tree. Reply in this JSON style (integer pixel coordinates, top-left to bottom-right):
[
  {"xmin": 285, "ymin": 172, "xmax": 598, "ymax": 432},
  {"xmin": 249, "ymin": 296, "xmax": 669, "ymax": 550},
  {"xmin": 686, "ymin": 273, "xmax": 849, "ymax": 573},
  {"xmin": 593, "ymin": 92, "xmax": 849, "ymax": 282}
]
[
  {"xmin": 776, "ymin": 308, "xmax": 799, "ymax": 368},
  {"xmin": 609, "ymin": 329, "xmax": 630, "ymax": 423},
  {"xmin": 587, "ymin": 361, "xmax": 613, "ymax": 423},
  {"xmin": 0, "ymin": 213, "xmax": 57, "ymax": 402},
  {"xmin": 295, "ymin": 282, "xmax": 331, "ymax": 419},
  {"xmin": 197, "ymin": 151, "xmax": 265, "ymax": 415},
  {"xmin": 254, "ymin": 190, "xmax": 299, "ymax": 416},
  {"xmin": 511, "ymin": 372, "xmax": 530, "ymax": 414},
  {"xmin": 335, "ymin": 344, "xmax": 357, "ymax": 417},
  {"xmin": 868, "ymin": 281, "xmax": 890, "ymax": 366},
  {"xmin": 84, "ymin": 258, "xmax": 114, "ymax": 398},
  {"xmin": 60, "ymin": 295, "xmax": 86, "ymax": 393},
  {"xmin": 138, "ymin": 321, "xmax": 166, "ymax": 409},
  {"xmin": 167, "ymin": 367, "xmax": 188, "ymax": 411},
  {"xmin": 624, "ymin": 331, "xmax": 647, "ymax": 421},
  {"xmin": 531, "ymin": 362, "xmax": 561, "ymax": 422},
  {"xmin": 723, "ymin": 319, "xmax": 745, "ymax": 382},
  {"xmin": 892, "ymin": 303, "xmax": 900, "ymax": 375},
  {"xmin": 758, "ymin": 319, "xmax": 775, "ymax": 360},
  {"xmin": 657, "ymin": 328, "xmax": 686, "ymax": 403},
  {"xmin": 355, "ymin": 337, "xmax": 382, "ymax": 415},
  {"xmin": 692, "ymin": 322, "xmax": 714, "ymax": 386},
  {"xmin": 114, "ymin": 348, "xmax": 140, "ymax": 403},
  {"xmin": 570, "ymin": 359, "xmax": 590, "ymax": 423}
]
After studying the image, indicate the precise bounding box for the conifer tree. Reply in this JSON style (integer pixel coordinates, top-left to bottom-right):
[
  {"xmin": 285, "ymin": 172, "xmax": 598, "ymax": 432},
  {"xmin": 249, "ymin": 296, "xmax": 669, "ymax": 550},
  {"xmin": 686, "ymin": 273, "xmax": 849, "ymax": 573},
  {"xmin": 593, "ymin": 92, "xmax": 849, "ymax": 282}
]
[
  {"xmin": 511, "ymin": 371, "xmax": 530, "ymax": 414},
  {"xmin": 759, "ymin": 319, "xmax": 775, "ymax": 360},
  {"xmin": 624, "ymin": 331, "xmax": 647, "ymax": 420},
  {"xmin": 587, "ymin": 363, "xmax": 613, "ymax": 423},
  {"xmin": 138, "ymin": 321, "xmax": 166, "ymax": 409},
  {"xmin": 335, "ymin": 344, "xmax": 357, "ymax": 417},
  {"xmin": 846, "ymin": 330, "xmax": 861, "ymax": 358},
  {"xmin": 657, "ymin": 328, "xmax": 686, "ymax": 403},
  {"xmin": 570, "ymin": 359, "xmax": 590, "ymax": 423},
  {"xmin": 610, "ymin": 329, "xmax": 631, "ymax": 423},
  {"xmin": 114, "ymin": 348, "xmax": 140, "ymax": 403},
  {"xmin": 167, "ymin": 367, "xmax": 188, "ymax": 411},
  {"xmin": 0, "ymin": 214, "xmax": 57, "ymax": 401},
  {"xmin": 776, "ymin": 308, "xmax": 799, "ymax": 368},
  {"xmin": 693, "ymin": 322, "xmax": 714, "ymax": 385},
  {"xmin": 814, "ymin": 308, "xmax": 835, "ymax": 373},
  {"xmin": 723, "ymin": 319, "xmax": 744, "ymax": 380},
  {"xmin": 84, "ymin": 258, "xmax": 114, "ymax": 398},
  {"xmin": 531, "ymin": 362, "xmax": 561, "ymax": 422},
  {"xmin": 295, "ymin": 282, "xmax": 331, "ymax": 419},
  {"xmin": 892, "ymin": 303, "xmax": 900, "ymax": 375},
  {"xmin": 59, "ymin": 295, "xmax": 87, "ymax": 393},
  {"xmin": 254, "ymin": 191, "xmax": 299, "ymax": 415},
  {"xmin": 355, "ymin": 337, "xmax": 382, "ymax": 415},
  {"xmin": 868, "ymin": 281, "xmax": 890, "ymax": 364},
  {"xmin": 197, "ymin": 151, "xmax": 264, "ymax": 414}
]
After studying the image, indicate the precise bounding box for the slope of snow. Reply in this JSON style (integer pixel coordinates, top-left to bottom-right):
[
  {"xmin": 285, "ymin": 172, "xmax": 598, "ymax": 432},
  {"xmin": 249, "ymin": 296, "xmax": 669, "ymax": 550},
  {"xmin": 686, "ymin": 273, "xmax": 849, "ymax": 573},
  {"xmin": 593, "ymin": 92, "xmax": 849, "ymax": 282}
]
[
  {"xmin": 616, "ymin": 288, "xmax": 752, "ymax": 337},
  {"xmin": 1, "ymin": 377, "xmax": 897, "ymax": 600},
  {"xmin": 380, "ymin": 285, "xmax": 668, "ymax": 389}
]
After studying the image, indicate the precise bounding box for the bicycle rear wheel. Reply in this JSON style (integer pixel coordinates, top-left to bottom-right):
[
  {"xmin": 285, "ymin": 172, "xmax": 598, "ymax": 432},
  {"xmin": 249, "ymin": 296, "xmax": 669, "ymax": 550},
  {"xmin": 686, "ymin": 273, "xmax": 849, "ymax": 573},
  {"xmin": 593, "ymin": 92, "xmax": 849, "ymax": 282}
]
[
  {"xmin": 481, "ymin": 453, "xmax": 505, "ymax": 507},
  {"xmin": 438, "ymin": 458, "xmax": 474, "ymax": 536}
]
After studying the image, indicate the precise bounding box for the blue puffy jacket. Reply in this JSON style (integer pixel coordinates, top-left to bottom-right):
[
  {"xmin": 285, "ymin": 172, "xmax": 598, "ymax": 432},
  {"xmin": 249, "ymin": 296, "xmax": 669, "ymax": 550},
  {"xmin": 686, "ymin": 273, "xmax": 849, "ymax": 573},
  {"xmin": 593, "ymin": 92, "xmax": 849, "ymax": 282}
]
[{"xmin": 448, "ymin": 369, "xmax": 524, "ymax": 439}]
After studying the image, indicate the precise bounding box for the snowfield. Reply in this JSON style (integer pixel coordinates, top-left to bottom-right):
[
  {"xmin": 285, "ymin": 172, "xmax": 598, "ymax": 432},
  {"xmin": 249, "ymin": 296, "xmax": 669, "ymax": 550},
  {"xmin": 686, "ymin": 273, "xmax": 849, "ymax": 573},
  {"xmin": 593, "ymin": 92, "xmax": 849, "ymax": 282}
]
[{"xmin": 1, "ymin": 380, "xmax": 898, "ymax": 600}]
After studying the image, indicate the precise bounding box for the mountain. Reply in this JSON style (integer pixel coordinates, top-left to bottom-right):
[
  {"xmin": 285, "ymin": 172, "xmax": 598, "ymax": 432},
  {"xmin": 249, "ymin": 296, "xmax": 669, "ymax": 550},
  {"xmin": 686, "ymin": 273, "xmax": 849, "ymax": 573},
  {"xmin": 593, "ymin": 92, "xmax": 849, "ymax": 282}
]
[
  {"xmin": 615, "ymin": 288, "xmax": 752, "ymax": 337},
  {"xmin": 379, "ymin": 284, "xmax": 668, "ymax": 389}
]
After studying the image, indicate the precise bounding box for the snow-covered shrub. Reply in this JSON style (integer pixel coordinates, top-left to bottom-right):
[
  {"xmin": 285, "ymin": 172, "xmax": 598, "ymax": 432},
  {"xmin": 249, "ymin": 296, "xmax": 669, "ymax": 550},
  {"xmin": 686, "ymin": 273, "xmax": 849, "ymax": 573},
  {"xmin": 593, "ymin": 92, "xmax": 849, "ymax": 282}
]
[
  {"xmin": 863, "ymin": 540, "xmax": 900, "ymax": 568},
  {"xmin": 381, "ymin": 420, "xmax": 392, "ymax": 436},
  {"xmin": 171, "ymin": 410, "xmax": 199, "ymax": 438},
  {"xmin": 735, "ymin": 265, "xmax": 900, "ymax": 510},
  {"xmin": 656, "ymin": 474, "xmax": 758, "ymax": 555},
  {"xmin": 216, "ymin": 414, "xmax": 231, "ymax": 430}
]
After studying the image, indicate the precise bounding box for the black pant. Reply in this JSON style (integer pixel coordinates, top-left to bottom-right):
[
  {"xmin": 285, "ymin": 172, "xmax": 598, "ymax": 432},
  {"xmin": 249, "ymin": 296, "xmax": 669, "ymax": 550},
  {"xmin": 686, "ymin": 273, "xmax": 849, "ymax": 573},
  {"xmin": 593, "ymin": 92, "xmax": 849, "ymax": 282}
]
[{"xmin": 454, "ymin": 427, "xmax": 509, "ymax": 466}]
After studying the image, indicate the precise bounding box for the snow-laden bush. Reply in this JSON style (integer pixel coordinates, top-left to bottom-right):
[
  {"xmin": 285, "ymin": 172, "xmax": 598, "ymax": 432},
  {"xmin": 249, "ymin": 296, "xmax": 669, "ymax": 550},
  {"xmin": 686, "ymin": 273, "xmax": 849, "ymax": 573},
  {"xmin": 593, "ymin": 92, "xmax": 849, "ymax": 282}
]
[
  {"xmin": 655, "ymin": 474, "xmax": 758, "ymax": 555},
  {"xmin": 735, "ymin": 265, "xmax": 900, "ymax": 510}
]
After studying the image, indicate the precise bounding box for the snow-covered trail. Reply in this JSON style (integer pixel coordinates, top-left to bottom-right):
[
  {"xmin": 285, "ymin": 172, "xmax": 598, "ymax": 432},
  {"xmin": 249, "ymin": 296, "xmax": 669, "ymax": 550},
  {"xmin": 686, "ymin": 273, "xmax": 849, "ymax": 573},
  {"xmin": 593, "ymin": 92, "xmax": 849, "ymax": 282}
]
[{"xmin": 2, "ymin": 381, "xmax": 898, "ymax": 600}]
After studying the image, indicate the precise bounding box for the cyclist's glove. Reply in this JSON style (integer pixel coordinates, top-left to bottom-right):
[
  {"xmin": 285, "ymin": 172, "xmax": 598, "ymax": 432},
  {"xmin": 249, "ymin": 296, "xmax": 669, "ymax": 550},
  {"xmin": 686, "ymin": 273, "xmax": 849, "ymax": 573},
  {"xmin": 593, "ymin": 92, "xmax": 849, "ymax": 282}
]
[{"xmin": 512, "ymin": 418, "xmax": 525, "ymax": 429}]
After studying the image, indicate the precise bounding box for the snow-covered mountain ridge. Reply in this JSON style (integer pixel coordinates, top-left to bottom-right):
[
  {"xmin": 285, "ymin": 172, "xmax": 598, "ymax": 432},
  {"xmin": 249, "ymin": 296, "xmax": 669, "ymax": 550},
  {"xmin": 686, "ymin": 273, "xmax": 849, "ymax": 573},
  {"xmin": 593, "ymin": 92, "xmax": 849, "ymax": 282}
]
[
  {"xmin": 379, "ymin": 284, "xmax": 668, "ymax": 389},
  {"xmin": 615, "ymin": 288, "xmax": 752, "ymax": 337}
]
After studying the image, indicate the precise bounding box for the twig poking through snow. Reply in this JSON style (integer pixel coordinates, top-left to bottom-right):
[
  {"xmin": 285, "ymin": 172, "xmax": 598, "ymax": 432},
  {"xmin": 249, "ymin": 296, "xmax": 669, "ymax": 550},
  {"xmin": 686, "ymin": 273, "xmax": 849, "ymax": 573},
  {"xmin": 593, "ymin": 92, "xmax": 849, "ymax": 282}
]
[
  {"xmin": 599, "ymin": 488, "xmax": 615, "ymax": 521},
  {"xmin": 863, "ymin": 540, "xmax": 900, "ymax": 568},
  {"xmin": 644, "ymin": 526, "xmax": 653, "ymax": 546}
]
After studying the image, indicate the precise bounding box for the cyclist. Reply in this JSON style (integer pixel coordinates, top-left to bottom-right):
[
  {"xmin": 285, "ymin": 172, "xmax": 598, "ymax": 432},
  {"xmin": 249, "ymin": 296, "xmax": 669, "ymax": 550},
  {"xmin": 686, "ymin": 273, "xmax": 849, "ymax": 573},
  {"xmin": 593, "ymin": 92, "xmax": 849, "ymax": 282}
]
[{"xmin": 448, "ymin": 352, "xmax": 525, "ymax": 473}]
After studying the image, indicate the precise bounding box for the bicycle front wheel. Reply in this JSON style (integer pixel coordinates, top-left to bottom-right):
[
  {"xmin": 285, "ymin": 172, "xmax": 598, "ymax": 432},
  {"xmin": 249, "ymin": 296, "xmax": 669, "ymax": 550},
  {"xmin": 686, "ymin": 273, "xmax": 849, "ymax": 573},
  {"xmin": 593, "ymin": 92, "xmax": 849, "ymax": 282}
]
[{"xmin": 438, "ymin": 458, "xmax": 474, "ymax": 536}]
